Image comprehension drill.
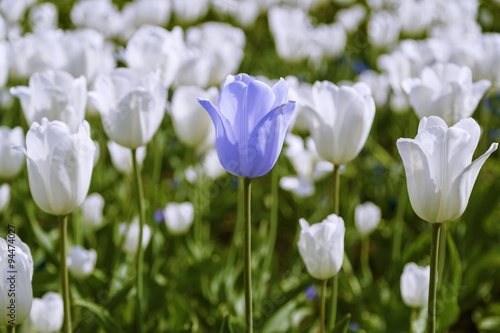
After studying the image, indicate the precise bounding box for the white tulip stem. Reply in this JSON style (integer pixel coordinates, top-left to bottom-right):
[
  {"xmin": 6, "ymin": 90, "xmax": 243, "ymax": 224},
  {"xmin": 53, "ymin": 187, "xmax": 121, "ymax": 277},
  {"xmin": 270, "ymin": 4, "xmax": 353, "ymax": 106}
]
[
  {"xmin": 243, "ymin": 177, "xmax": 253, "ymax": 333},
  {"xmin": 437, "ymin": 223, "xmax": 448, "ymax": 288},
  {"xmin": 7, "ymin": 325, "xmax": 15, "ymax": 333},
  {"xmin": 428, "ymin": 223, "xmax": 442, "ymax": 333},
  {"xmin": 320, "ymin": 279, "xmax": 327, "ymax": 333},
  {"xmin": 59, "ymin": 215, "xmax": 72, "ymax": 333},
  {"xmin": 410, "ymin": 308, "xmax": 417, "ymax": 333},
  {"xmin": 132, "ymin": 149, "xmax": 145, "ymax": 333},
  {"xmin": 262, "ymin": 165, "xmax": 279, "ymax": 284},
  {"xmin": 361, "ymin": 236, "xmax": 372, "ymax": 281},
  {"xmin": 329, "ymin": 165, "xmax": 340, "ymax": 330}
]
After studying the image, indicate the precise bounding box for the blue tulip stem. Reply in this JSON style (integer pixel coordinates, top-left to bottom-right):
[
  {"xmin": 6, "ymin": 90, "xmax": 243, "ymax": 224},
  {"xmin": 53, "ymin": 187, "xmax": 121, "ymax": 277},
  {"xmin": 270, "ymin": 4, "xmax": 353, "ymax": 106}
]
[
  {"xmin": 328, "ymin": 165, "xmax": 340, "ymax": 330},
  {"xmin": 132, "ymin": 149, "xmax": 145, "ymax": 333},
  {"xmin": 243, "ymin": 177, "xmax": 253, "ymax": 332},
  {"xmin": 59, "ymin": 215, "xmax": 72, "ymax": 333},
  {"xmin": 320, "ymin": 279, "xmax": 327, "ymax": 333},
  {"xmin": 428, "ymin": 223, "xmax": 442, "ymax": 333}
]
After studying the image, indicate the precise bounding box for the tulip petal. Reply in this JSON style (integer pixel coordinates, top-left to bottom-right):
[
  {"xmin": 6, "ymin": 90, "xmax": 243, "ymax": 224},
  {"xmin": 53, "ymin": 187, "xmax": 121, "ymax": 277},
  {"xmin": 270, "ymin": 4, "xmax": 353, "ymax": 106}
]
[
  {"xmin": 271, "ymin": 78, "xmax": 289, "ymax": 109},
  {"xmin": 397, "ymin": 138, "xmax": 441, "ymax": 222},
  {"xmin": 244, "ymin": 79, "xmax": 275, "ymax": 131},
  {"xmin": 245, "ymin": 101, "xmax": 295, "ymax": 177}
]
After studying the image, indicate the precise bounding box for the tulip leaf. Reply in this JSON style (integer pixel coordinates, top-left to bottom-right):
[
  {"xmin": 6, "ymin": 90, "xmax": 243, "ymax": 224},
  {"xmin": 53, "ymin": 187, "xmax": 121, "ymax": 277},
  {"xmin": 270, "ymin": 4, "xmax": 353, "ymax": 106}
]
[
  {"xmin": 74, "ymin": 298, "xmax": 126, "ymax": 333},
  {"xmin": 332, "ymin": 313, "xmax": 351, "ymax": 333}
]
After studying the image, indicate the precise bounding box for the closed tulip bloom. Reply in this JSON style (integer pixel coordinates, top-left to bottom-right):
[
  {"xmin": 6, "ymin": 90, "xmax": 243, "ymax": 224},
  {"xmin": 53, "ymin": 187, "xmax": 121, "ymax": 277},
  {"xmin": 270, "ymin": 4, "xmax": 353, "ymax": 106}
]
[
  {"xmin": 400, "ymin": 263, "xmax": 430, "ymax": 308},
  {"xmin": 25, "ymin": 118, "xmax": 95, "ymax": 216},
  {"xmin": 397, "ymin": 116, "xmax": 498, "ymax": 223},
  {"xmin": 305, "ymin": 81, "xmax": 375, "ymax": 165},
  {"xmin": 355, "ymin": 202, "xmax": 381, "ymax": 236},
  {"xmin": 297, "ymin": 214, "xmax": 345, "ymax": 280},
  {"xmin": 89, "ymin": 68, "xmax": 166, "ymax": 149},
  {"xmin": 29, "ymin": 292, "xmax": 64, "ymax": 333},
  {"xmin": 0, "ymin": 183, "xmax": 9, "ymax": 211},
  {"xmin": 10, "ymin": 70, "xmax": 87, "ymax": 132},
  {"xmin": 0, "ymin": 235, "xmax": 33, "ymax": 325},
  {"xmin": 119, "ymin": 219, "xmax": 152, "ymax": 255},
  {"xmin": 0, "ymin": 126, "xmax": 24, "ymax": 178},
  {"xmin": 170, "ymin": 86, "xmax": 217, "ymax": 152},
  {"xmin": 66, "ymin": 246, "xmax": 97, "ymax": 279},
  {"xmin": 80, "ymin": 193, "xmax": 104, "ymax": 227},
  {"xmin": 164, "ymin": 202, "xmax": 194, "ymax": 235},
  {"xmin": 402, "ymin": 63, "xmax": 491, "ymax": 125},
  {"xmin": 107, "ymin": 141, "xmax": 146, "ymax": 175},
  {"xmin": 198, "ymin": 74, "xmax": 295, "ymax": 178}
]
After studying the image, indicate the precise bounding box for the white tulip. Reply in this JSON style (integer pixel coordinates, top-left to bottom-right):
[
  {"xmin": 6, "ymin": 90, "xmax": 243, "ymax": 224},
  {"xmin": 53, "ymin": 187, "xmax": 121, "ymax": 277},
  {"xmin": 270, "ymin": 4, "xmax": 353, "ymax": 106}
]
[
  {"xmin": 170, "ymin": 86, "xmax": 217, "ymax": 152},
  {"xmin": 70, "ymin": 0, "xmax": 122, "ymax": 38},
  {"xmin": 28, "ymin": 292, "xmax": 63, "ymax": 333},
  {"xmin": 164, "ymin": 202, "xmax": 194, "ymax": 235},
  {"xmin": 0, "ymin": 126, "xmax": 25, "ymax": 179},
  {"xmin": 357, "ymin": 70, "xmax": 389, "ymax": 108},
  {"xmin": 93, "ymin": 141, "xmax": 100, "ymax": 167},
  {"xmin": 368, "ymin": 11, "xmax": 401, "ymax": 49},
  {"xmin": 298, "ymin": 214, "xmax": 345, "ymax": 280},
  {"xmin": 89, "ymin": 68, "xmax": 166, "ymax": 149},
  {"xmin": 0, "ymin": 184, "xmax": 9, "ymax": 211},
  {"xmin": 171, "ymin": 0, "xmax": 209, "ymax": 23},
  {"xmin": 119, "ymin": 219, "xmax": 151, "ymax": 255},
  {"xmin": 25, "ymin": 118, "xmax": 95, "ymax": 216},
  {"xmin": 30, "ymin": 3, "xmax": 58, "ymax": 32},
  {"xmin": 285, "ymin": 76, "xmax": 313, "ymax": 132},
  {"xmin": 121, "ymin": 0, "xmax": 171, "ymax": 38},
  {"xmin": 309, "ymin": 23, "xmax": 346, "ymax": 63},
  {"xmin": 400, "ymin": 263, "xmax": 430, "ymax": 308},
  {"xmin": 336, "ymin": 5, "xmax": 366, "ymax": 33},
  {"xmin": 80, "ymin": 193, "xmax": 104, "ymax": 227},
  {"xmin": 0, "ymin": 0, "xmax": 35, "ymax": 23},
  {"xmin": 397, "ymin": 116, "xmax": 498, "ymax": 223},
  {"xmin": 107, "ymin": 141, "xmax": 146, "ymax": 175},
  {"xmin": 10, "ymin": 70, "xmax": 87, "ymax": 132},
  {"xmin": 398, "ymin": 0, "xmax": 434, "ymax": 36},
  {"xmin": 305, "ymin": 81, "xmax": 375, "ymax": 165},
  {"xmin": 203, "ymin": 149, "xmax": 226, "ymax": 180},
  {"xmin": 66, "ymin": 246, "xmax": 97, "ymax": 279},
  {"xmin": 123, "ymin": 25, "xmax": 185, "ymax": 89},
  {"xmin": 0, "ymin": 235, "xmax": 33, "ymax": 325},
  {"xmin": 355, "ymin": 202, "xmax": 381, "ymax": 236},
  {"xmin": 402, "ymin": 63, "xmax": 491, "ymax": 125}
]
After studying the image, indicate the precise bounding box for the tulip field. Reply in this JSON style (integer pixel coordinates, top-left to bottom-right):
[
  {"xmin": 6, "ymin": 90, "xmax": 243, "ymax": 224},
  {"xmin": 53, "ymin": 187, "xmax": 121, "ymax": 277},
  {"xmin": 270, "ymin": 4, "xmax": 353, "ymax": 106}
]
[{"xmin": 2, "ymin": 0, "xmax": 500, "ymax": 332}]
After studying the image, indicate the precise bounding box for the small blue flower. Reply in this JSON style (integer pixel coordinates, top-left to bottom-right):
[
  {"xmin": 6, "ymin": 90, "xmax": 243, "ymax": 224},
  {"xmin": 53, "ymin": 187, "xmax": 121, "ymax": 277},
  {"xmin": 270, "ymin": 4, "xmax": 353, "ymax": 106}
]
[
  {"xmin": 198, "ymin": 74, "xmax": 295, "ymax": 178},
  {"xmin": 305, "ymin": 285, "xmax": 316, "ymax": 301},
  {"xmin": 154, "ymin": 209, "xmax": 164, "ymax": 223},
  {"xmin": 349, "ymin": 322, "xmax": 359, "ymax": 331}
]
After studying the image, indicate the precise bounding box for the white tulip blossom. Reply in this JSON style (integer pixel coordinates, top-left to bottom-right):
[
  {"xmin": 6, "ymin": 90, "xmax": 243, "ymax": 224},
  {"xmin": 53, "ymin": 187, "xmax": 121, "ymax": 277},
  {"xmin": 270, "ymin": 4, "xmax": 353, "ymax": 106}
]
[
  {"xmin": 89, "ymin": 68, "xmax": 166, "ymax": 149},
  {"xmin": 29, "ymin": 3, "xmax": 58, "ymax": 32},
  {"xmin": 170, "ymin": 86, "xmax": 217, "ymax": 152},
  {"xmin": 107, "ymin": 141, "xmax": 146, "ymax": 175},
  {"xmin": 400, "ymin": 263, "xmax": 430, "ymax": 308},
  {"xmin": 336, "ymin": 5, "xmax": 366, "ymax": 33},
  {"xmin": 0, "ymin": 0, "xmax": 35, "ymax": 23},
  {"xmin": 398, "ymin": 0, "xmax": 435, "ymax": 36},
  {"xmin": 70, "ymin": 0, "xmax": 122, "ymax": 38},
  {"xmin": 203, "ymin": 149, "xmax": 226, "ymax": 180},
  {"xmin": 305, "ymin": 81, "xmax": 375, "ymax": 165},
  {"xmin": 397, "ymin": 116, "xmax": 498, "ymax": 223},
  {"xmin": 80, "ymin": 193, "xmax": 104, "ymax": 227},
  {"xmin": 171, "ymin": 0, "xmax": 209, "ymax": 24},
  {"xmin": 0, "ymin": 235, "xmax": 33, "ymax": 325},
  {"xmin": 297, "ymin": 214, "xmax": 345, "ymax": 280},
  {"xmin": 120, "ymin": 0, "xmax": 171, "ymax": 40},
  {"xmin": 402, "ymin": 63, "xmax": 491, "ymax": 125},
  {"xmin": 119, "ymin": 219, "xmax": 152, "ymax": 255},
  {"xmin": 357, "ymin": 70, "xmax": 390, "ymax": 108},
  {"xmin": 67, "ymin": 246, "xmax": 97, "ymax": 279},
  {"xmin": 164, "ymin": 202, "xmax": 195, "ymax": 235},
  {"xmin": 27, "ymin": 292, "xmax": 63, "ymax": 333},
  {"xmin": 10, "ymin": 70, "xmax": 87, "ymax": 132},
  {"xmin": 0, "ymin": 183, "xmax": 10, "ymax": 211},
  {"xmin": 0, "ymin": 126, "xmax": 25, "ymax": 179},
  {"xmin": 368, "ymin": 11, "xmax": 401, "ymax": 49},
  {"xmin": 24, "ymin": 118, "xmax": 95, "ymax": 216},
  {"xmin": 355, "ymin": 202, "xmax": 382, "ymax": 236}
]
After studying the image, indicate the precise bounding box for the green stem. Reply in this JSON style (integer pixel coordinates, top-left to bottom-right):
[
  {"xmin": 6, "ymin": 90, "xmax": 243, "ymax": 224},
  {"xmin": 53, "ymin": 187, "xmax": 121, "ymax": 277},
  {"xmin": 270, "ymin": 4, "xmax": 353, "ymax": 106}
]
[
  {"xmin": 392, "ymin": 184, "xmax": 407, "ymax": 262},
  {"xmin": 361, "ymin": 236, "xmax": 372, "ymax": 281},
  {"xmin": 262, "ymin": 165, "xmax": 279, "ymax": 282},
  {"xmin": 410, "ymin": 308, "xmax": 417, "ymax": 333},
  {"xmin": 195, "ymin": 165, "xmax": 203, "ymax": 245},
  {"xmin": 243, "ymin": 177, "xmax": 253, "ymax": 333},
  {"xmin": 59, "ymin": 215, "xmax": 72, "ymax": 333},
  {"xmin": 328, "ymin": 165, "xmax": 340, "ymax": 330},
  {"xmin": 7, "ymin": 324, "xmax": 15, "ymax": 333},
  {"xmin": 437, "ymin": 222, "xmax": 448, "ymax": 288},
  {"xmin": 428, "ymin": 223, "xmax": 442, "ymax": 333},
  {"xmin": 132, "ymin": 149, "xmax": 145, "ymax": 333},
  {"xmin": 320, "ymin": 279, "xmax": 327, "ymax": 333}
]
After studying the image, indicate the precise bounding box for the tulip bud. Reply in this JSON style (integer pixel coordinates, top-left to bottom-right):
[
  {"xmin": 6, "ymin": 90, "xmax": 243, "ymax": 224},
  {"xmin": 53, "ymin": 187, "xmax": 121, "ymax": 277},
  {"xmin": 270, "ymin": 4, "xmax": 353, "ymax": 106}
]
[
  {"xmin": 10, "ymin": 70, "xmax": 88, "ymax": 132},
  {"xmin": 67, "ymin": 246, "xmax": 97, "ymax": 279},
  {"xmin": 0, "ymin": 235, "xmax": 33, "ymax": 325},
  {"xmin": 0, "ymin": 183, "xmax": 10, "ymax": 211},
  {"xmin": 119, "ymin": 219, "xmax": 151, "ymax": 255},
  {"xmin": 164, "ymin": 202, "xmax": 194, "ymax": 235},
  {"xmin": 400, "ymin": 263, "xmax": 430, "ymax": 308},
  {"xmin": 28, "ymin": 292, "xmax": 64, "ymax": 333},
  {"xmin": 0, "ymin": 126, "xmax": 25, "ymax": 179},
  {"xmin": 355, "ymin": 202, "xmax": 381, "ymax": 236},
  {"xmin": 297, "ymin": 214, "xmax": 345, "ymax": 280},
  {"xmin": 80, "ymin": 193, "xmax": 104, "ymax": 227},
  {"xmin": 107, "ymin": 141, "xmax": 146, "ymax": 175}
]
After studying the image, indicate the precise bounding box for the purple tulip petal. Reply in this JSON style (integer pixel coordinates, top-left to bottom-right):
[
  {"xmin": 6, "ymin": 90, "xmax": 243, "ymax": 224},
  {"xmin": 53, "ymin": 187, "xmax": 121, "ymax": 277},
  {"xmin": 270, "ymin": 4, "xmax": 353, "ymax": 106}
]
[
  {"xmin": 271, "ymin": 78, "xmax": 289, "ymax": 109},
  {"xmin": 244, "ymin": 79, "xmax": 275, "ymax": 131}
]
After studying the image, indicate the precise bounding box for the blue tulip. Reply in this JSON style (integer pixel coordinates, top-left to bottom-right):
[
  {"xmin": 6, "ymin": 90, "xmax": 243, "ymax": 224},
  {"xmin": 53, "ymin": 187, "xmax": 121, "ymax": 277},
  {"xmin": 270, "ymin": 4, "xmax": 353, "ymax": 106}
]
[{"xmin": 198, "ymin": 74, "xmax": 295, "ymax": 178}]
